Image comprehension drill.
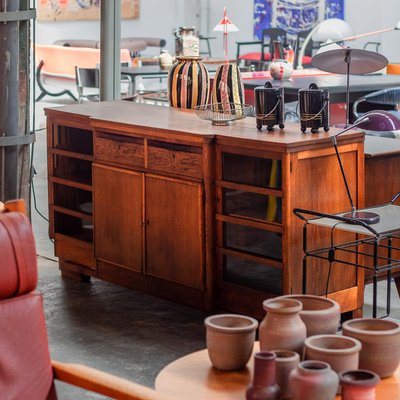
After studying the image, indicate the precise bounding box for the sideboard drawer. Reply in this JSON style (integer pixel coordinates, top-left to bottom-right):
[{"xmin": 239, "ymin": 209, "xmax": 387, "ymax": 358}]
[
  {"xmin": 147, "ymin": 140, "xmax": 203, "ymax": 179},
  {"xmin": 95, "ymin": 131, "xmax": 144, "ymax": 168}
]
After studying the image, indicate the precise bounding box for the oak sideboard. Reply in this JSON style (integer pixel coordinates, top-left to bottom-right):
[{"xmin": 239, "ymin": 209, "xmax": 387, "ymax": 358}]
[{"xmin": 46, "ymin": 101, "xmax": 365, "ymax": 318}]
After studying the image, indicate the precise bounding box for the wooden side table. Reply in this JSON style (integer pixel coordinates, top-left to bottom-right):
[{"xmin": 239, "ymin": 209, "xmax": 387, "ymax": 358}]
[{"xmin": 155, "ymin": 343, "xmax": 400, "ymax": 399}]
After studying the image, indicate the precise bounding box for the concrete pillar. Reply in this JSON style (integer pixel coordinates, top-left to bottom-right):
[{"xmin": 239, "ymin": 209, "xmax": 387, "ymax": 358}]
[{"xmin": 100, "ymin": 0, "xmax": 121, "ymax": 101}]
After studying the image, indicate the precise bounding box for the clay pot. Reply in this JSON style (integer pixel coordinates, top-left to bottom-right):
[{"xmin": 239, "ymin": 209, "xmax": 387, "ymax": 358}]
[
  {"xmin": 340, "ymin": 370, "xmax": 380, "ymax": 400},
  {"xmin": 281, "ymin": 295, "xmax": 340, "ymax": 337},
  {"xmin": 246, "ymin": 352, "xmax": 281, "ymax": 400},
  {"xmin": 204, "ymin": 314, "xmax": 258, "ymax": 370},
  {"xmin": 289, "ymin": 360, "xmax": 339, "ymax": 400},
  {"xmin": 259, "ymin": 298, "xmax": 307, "ymax": 356},
  {"xmin": 271, "ymin": 350, "xmax": 300, "ymax": 399},
  {"xmin": 342, "ymin": 318, "xmax": 400, "ymax": 378},
  {"xmin": 304, "ymin": 334, "xmax": 362, "ymax": 375}
]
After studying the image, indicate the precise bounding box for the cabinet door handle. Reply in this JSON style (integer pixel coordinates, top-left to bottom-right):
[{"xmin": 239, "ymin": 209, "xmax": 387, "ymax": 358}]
[{"xmin": 140, "ymin": 220, "xmax": 150, "ymax": 226}]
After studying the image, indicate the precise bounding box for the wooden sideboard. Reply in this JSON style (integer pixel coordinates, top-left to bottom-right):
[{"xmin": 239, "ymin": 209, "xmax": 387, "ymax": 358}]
[{"xmin": 46, "ymin": 101, "xmax": 365, "ymax": 318}]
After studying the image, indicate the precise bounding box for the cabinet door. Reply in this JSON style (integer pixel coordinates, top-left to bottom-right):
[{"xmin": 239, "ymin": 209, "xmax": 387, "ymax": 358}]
[
  {"xmin": 93, "ymin": 164, "xmax": 143, "ymax": 272},
  {"xmin": 145, "ymin": 175, "xmax": 204, "ymax": 289}
]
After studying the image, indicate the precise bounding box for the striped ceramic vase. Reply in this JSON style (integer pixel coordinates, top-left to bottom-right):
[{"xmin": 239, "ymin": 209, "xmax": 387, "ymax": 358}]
[
  {"xmin": 212, "ymin": 63, "xmax": 245, "ymax": 110},
  {"xmin": 168, "ymin": 56, "xmax": 210, "ymax": 109}
]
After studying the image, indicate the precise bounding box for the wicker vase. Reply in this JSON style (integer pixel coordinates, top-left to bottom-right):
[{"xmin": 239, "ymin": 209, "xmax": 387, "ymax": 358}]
[{"xmin": 168, "ymin": 56, "xmax": 209, "ymax": 109}]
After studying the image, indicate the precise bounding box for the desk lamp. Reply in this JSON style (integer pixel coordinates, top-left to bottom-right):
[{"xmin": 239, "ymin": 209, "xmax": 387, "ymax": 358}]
[
  {"xmin": 297, "ymin": 18, "xmax": 353, "ymax": 70},
  {"xmin": 333, "ymin": 110, "xmax": 400, "ymax": 224}
]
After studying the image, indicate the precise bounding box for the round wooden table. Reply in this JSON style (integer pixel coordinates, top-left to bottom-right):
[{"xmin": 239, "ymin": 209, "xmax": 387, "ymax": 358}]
[{"xmin": 155, "ymin": 343, "xmax": 400, "ymax": 400}]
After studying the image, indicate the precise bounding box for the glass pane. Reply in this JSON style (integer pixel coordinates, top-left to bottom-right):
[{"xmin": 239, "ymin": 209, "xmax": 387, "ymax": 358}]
[
  {"xmin": 54, "ymin": 212, "xmax": 93, "ymax": 242},
  {"xmin": 223, "ymin": 188, "xmax": 282, "ymax": 223},
  {"xmin": 224, "ymin": 255, "xmax": 282, "ymax": 294},
  {"xmin": 55, "ymin": 126, "xmax": 93, "ymax": 155},
  {"xmin": 222, "ymin": 153, "xmax": 282, "ymax": 189},
  {"xmin": 53, "ymin": 155, "xmax": 92, "ymax": 186},
  {"xmin": 53, "ymin": 184, "xmax": 92, "ymax": 213},
  {"xmin": 224, "ymin": 222, "xmax": 282, "ymax": 260}
]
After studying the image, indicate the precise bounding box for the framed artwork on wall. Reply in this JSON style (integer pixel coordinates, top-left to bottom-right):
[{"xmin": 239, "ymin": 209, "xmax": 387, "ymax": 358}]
[
  {"xmin": 37, "ymin": 0, "xmax": 140, "ymax": 22},
  {"xmin": 254, "ymin": 0, "xmax": 344, "ymax": 39}
]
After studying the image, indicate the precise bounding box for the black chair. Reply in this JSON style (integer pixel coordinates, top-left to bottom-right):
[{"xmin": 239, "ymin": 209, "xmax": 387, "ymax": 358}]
[
  {"xmin": 75, "ymin": 67, "xmax": 100, "ymax": 103},
  {"xmin": 75, "ymin": 65, "xmax": 133, "ymax": 103},
  {"xmin": 236, "ymin": 28, "xmax": 287, "ymax": 69},
  {"xmin": 293, "ymin": 30, "xmax": 318, "ymax": 69}
]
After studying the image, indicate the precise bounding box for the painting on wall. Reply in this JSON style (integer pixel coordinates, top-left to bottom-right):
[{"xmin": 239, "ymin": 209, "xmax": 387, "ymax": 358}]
[
  {"xmin": 38, "ymin": 0, "xmax": 140, "ymax": 21},
  {"xmin": 254, "ymin": 0, "xmax": 344, "ymax": 39}
]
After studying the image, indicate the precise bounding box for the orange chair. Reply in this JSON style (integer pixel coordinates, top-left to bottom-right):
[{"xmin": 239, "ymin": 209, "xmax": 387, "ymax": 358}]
[
  {"xmin": 0, "ymin": 199, "xmax": 171, "ymax": 400},
  {"xmin": 35, "ymin": 45, "xmax": 132, "ymax": 101}
]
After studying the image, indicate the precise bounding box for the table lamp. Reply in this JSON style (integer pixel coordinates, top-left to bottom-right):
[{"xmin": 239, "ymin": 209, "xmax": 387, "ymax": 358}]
[
  {"xmin": 297, "ymin": 18, "xmax": 353, "ymax": 70},
  {"xmin": 332, "ymin": 110, "xmax": 400, "ymax": 224}
]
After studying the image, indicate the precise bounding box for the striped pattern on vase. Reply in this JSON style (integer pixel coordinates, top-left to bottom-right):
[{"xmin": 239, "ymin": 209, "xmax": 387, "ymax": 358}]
[
  {"xmin": 212, "ymin": 63, "xmax": 245, "ymax": 112},
  {"xmin": 168, "ymin": 57, "xmax": 210, "ymax": 109}
]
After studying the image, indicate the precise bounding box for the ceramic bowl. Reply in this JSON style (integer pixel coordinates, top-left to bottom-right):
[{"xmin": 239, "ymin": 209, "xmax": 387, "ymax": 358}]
[
  {"xmin": 342, "ymin": 318, "xmax": 400, "ymax": 377},
  {"xmin": 204, "ymin": 314, "xmax": 258, "ymax": 370},
  {"xmin": 304, "ymin": 334, "xmax": 362, "ymax": 374}
]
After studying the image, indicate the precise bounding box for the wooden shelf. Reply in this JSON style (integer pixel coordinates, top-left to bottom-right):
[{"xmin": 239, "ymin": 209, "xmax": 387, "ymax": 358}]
[
  {"xmin": 52, "ymin": 205, "xmax": 93, "ymax": 221},
  {"xmin": 49, "ymin": 176, "xmax": 92, "ymax": 192},
  {"xmin": 49, "ymin": 147, "xmax": 93, "ymax": 161}
]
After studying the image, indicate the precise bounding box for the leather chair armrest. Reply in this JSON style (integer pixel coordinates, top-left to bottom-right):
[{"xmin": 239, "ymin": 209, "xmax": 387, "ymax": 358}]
[
  {"xmin": 3, "ymin": 199, "xmax": 26, "ymax": 214},
  {"xmin": 51, "ymin": 360, "xmax": 172, "ymax": 400}
]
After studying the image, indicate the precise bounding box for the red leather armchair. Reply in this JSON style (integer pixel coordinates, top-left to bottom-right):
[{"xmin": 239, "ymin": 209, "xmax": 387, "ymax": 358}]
[{"xmin": 0, "ymin": 200, "xmax": 170, "ymax": 400}]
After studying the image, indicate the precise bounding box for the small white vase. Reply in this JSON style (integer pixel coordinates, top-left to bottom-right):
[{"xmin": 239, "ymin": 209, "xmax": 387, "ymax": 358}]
[{"xmin": 159, "ymin": 50, "xmax": 173, "ymax": 70}]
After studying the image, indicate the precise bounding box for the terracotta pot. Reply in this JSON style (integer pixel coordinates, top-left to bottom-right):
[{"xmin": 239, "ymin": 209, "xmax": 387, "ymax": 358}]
[
  {"xmin": 204, "ymin": 314, "xmax": 258, "ymax": 370},
  {"xmin": 340, "ymin": 370, "xmax": 380, "ymax": 400},
  {"xmin": 259, "ymin": 298, "xmax": 307, "ymax": 356},
  {"xmin": 281, "ymin": 295, "xmax": 340, "ymax": 337},
  {"xmin": 304, "ymin": 334, "xmax": 361, "ymax": 375},
  {"xmin": 271, "ymin": 350, "xmax": 300, "ymax": 399},
  {"xmin": 246, "ymin": 352, "xmax": 281, "ymax": 400},
  {"xmin": 168, "ymin": 56, "xmax": 209, "ymax": 109},
  {"xmin": 342, "ymin": 318, "xmax": 400, "ymax": 378},
  {"xmin": 289, "ymin": 360, "xmax": 339, "ymax": 400}
]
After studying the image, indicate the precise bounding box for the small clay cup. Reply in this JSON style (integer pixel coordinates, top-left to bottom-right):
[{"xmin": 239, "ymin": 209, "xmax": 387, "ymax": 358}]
[
  {"xmin": 281, "ymin": 295, "xmax": 340, "ymax": 337},
  {"xmin": 304, "ymin": 334, "xmax": 362, "ymax": 375},
  {"xmin": 205, "ymin": 314, "xmax": 258, "ymax": 370},
  {"xmin": 340, "ymin": 370, "xmax": 380, "ymax": 400},
  {"xmin": 342, "ymin": 318, "xmax": 400, "ymax": 378},
  {"xmin": 289, "ymin": 360, "xmax": 339, "ymax": 400},
  {"xmin": 271, "ymin": 350, "xmax": 300, "ymax": 399}
]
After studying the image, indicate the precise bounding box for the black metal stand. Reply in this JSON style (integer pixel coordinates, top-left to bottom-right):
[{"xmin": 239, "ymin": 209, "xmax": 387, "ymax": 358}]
[{"xmin": 294, "ymin": 193, "xmax": 400, "ymax": 318}]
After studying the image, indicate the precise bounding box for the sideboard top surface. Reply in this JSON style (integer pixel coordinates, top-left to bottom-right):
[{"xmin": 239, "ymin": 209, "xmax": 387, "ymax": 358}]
[{"xmin": 45, "ymin": 101, "xmax": 364, "ymax": 151}]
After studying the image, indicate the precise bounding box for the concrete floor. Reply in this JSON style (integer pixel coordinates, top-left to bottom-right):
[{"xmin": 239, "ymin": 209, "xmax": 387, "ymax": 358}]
[{"xmin": 32, "ymin": 96, "xmax": 400, "ymax": 399}]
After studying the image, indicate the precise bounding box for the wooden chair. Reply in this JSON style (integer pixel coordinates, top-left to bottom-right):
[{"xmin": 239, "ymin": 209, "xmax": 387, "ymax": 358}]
[{"xmin": 0, "ymin": 200, "xmax": 171, "ymax": 400}]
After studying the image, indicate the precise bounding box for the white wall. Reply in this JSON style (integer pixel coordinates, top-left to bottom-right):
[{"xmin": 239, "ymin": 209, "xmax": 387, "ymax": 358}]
[{"xmin": 36, "ymin": 0, "xmax": 400, "ymax": 62}]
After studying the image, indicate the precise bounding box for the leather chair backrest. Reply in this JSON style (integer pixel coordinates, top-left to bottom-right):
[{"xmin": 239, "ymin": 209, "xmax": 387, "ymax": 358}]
[{"xmin": 0, "ymin": 212, "xmax": 56, "ymax": 400}]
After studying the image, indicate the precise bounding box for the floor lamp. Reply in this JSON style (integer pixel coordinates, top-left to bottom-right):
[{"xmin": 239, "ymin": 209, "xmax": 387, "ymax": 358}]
[{"xmin": 332, "ymin": 110, "xmax": 400, "ymax": 224}]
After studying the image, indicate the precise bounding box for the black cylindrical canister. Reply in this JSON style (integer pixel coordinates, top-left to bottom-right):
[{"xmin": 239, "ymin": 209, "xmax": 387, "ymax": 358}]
[
  {"xmin": 254, "ymin": 82, "xmax": 285, "ymax": 131},
  {"xmin": 298, "ymin": 83, "xmax": 330, "ymax": 133}
]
